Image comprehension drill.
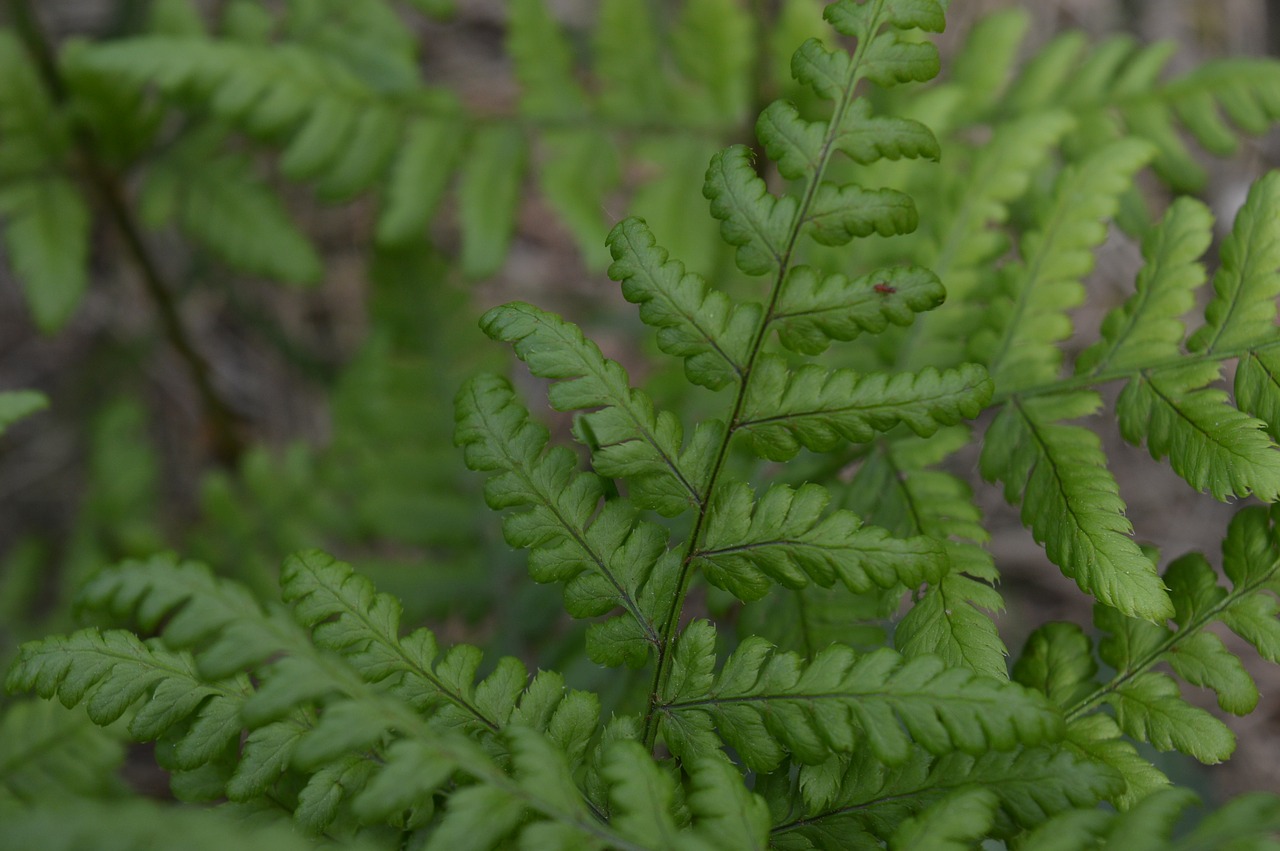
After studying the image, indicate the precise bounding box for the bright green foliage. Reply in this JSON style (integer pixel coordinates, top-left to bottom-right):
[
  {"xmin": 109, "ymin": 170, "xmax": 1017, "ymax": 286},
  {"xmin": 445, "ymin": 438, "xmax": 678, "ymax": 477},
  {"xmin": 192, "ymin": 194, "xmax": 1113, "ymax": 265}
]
[{"xmin": 9, "ymin": 1, "xmax": 1280, "ymax": 849}]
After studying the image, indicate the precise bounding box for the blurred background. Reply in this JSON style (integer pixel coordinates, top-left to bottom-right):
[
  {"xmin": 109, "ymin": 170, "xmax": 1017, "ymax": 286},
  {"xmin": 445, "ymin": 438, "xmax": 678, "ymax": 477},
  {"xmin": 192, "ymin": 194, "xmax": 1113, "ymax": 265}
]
[{"xmin": 2, "ymin": 0, "xmax": 1279, "ymax": 804}]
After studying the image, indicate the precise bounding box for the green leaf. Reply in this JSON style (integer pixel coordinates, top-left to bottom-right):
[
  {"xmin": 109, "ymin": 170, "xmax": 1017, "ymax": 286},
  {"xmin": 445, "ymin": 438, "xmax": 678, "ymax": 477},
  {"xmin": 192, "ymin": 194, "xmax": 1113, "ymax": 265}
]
[
  {"xmin": 607, "ymin": 217, "xmax": 759, "ymax": 390},
  {"xmin": 772, "ymin": 264, "xmax": 945, "ymax": 356},
  {"xmin": 1190, "ymin": 171, "xmax": 1280, "ymax": 354},
  {"xmin": 703, "ymin": 145, "xmax": 796, "ymax": 276},
  {"xmin": 508, "ymin": 0, "xmax": 588, "ymax": 120},
  {"xmin": 1117, "ymin": 362, "xmax": 1280, "ymax": 501},
  {"xmin": 0, "ymin": 390, "xmax": 48, "ymax": 436},
  {"xmin": 741, "ymin": 356, "xmax": 992, "ymax": 461},
  {"xmin": 454, "ymin": 374, "xmax": 664, "ymax": 666},
  {"xmin": 1012, "ymin": 623, "xmax": 1097, "ymax": 709},
  {"xmin": 979, "ymin": 139, "xmax": 1154, "ymax": 392},
  {"xmin": 695, "ymin": 482, "xmax": 946, "ymax": 600},
  {"xmin": 980, "ymin": 393, "xmax": 1173, "ymax": 622},
  {"xmin": 479, "ymin": 302, "xmax": 711, "ymax": 515},
  {"xmin": 802, "ymin": 182, "xmax": 918, "ymax": 246},
  {"xmin": 459, "ymin": 124, "xmax": 526, "ymax": 278},
  {"xmin": 888, "ymin": 787, "xmax": 999, "ymax": 851},
  {"xmin": 665, "ymin": 627, "xmax": 1061, "ymax": 772},
  {"xmin": 602, "ymin": 741, "xmax": 682, "ymax": 847},
  {"xmin": 1105, "ymin": 671, "xmax": 1235, "ymax": 764},
  {"xmin": 376, "ymin": 115, "xmax": 464, "ymax": 245},
  {"xmin": 1064, "ymin": 714, "xmax": 1169, "ymax": 810},
  {"xmin": 1076, "ymin": 197, "xmax": 1213, "ymax": 375},
  {"xmin": 142, "ymin": 137, "xmax": 322, "ymax": 283}
]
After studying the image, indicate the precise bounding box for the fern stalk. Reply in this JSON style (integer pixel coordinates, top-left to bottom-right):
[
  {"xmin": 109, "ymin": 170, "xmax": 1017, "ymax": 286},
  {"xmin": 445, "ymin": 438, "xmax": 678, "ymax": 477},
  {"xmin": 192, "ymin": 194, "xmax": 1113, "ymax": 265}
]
[
  {"xmin": 641, "ymin": 0, "xmax": 899, "ymax": 752},
  {"xmin": 6, "ymin": 0, "xmax": 245, "ymax": 465}
]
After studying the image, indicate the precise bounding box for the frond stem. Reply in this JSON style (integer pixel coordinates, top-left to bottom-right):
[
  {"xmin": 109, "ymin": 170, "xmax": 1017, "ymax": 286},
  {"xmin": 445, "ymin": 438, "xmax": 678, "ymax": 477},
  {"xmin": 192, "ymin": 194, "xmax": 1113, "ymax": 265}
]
[
  {"xmin": 8, "ymin": 0, "xmax": 246, "ymax": 466},
  {"xmin": 639, "ymin": 0, "xmax": 884, "ymax": 753}
]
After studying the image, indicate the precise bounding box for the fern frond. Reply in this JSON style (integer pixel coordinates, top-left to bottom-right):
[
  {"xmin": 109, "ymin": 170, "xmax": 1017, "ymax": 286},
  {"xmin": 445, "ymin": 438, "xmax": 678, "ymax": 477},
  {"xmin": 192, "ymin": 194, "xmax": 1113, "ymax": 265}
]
[
  {"xmin": 139, "ymin": 129, "xmax": 321, "ymax": 283},
  {"xmin": 1077, "ymin": 197, "xmax": 1213, "ymax": 375},
  {"xmin": 0, "ymin": 699, "xmax": 125, "ymax": 803},
  {"xmin": 693, "ymin": 481, "xmax": 946, "ymax": 601},
  {"xmin": 1117, "ymin": 363, "xmax": 1280, "ymax": 501},
  {"xmin": 1019, "ymin": 787, "xmax": 1280, "ymax": 851},
  {"xmin": 1014, "ymin": 505, "xmax": 1280, "ymax": 780},
  {"xmin": 0, "ymin": 798, "xmax": 368, "ymax": 851},
  {"xmin": 740, "ymin": 356, "xmax": 991, "ymax": 461},
  {"xmin": 5, "ymin": 629, "xmax": 251, "ymax": 761},
  {"xmin": 845, "ymin": 430, "xmax": 1008, "ymax": 678},
  {"xmin": 772, "ymin": 264, "xmax": 945, "ymax": 356},
  {"xmin": 981, "ymin": 392, "xmax": 1172, "ymax": 622},
  {"xmin": 1189, "ymin": 171, "xmax": 1280, "ymax": 355},
  {"xmin": 454, "ymin": 374, "xmax": 669, "ymax": 667},
  {"xmin": 771, "ymin": 744, "xmax": 1119, "ymax": 847},
  {"xmin": 660, "ymin": 621, "xmax": 1060, "ymax": 773},
  {"xmin": 607, "ymin": 217, "xmax": 759, "ymax": 390},
  {"xmin": 481, "ymin": 301, "xmax": 715, "ymax": 516},
  {"xmin": 978, "ymin": 139, "xmax": 1154, "ymax": 393}
]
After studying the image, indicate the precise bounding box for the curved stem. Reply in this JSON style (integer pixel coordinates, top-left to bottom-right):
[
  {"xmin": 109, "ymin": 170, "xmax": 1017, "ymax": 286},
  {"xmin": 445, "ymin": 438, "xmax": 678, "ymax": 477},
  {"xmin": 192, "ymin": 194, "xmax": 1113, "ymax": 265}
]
[{"xmin": 8, "ymin": 0, "xmax": 246, "ymax": 466}]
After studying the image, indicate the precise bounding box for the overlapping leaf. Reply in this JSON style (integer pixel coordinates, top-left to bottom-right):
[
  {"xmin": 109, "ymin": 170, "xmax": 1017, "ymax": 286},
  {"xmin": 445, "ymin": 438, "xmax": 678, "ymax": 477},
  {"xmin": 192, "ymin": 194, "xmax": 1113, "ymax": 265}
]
[
  {"xmin": 607, "ymin": 217, "xmax": 759, "ymax": 390},
  {"xmin": 454, "ymin": 373, "xmax": 668, "ymax": 667},
  {"xmin": 480, "ymin": 302, "xmax": 714, "ymax": 517}
]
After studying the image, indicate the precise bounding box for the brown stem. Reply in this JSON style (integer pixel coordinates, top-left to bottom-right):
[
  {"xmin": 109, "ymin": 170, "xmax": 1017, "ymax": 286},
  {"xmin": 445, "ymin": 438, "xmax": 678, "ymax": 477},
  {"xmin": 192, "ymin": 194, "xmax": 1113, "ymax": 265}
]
[{"xmin": 7, "ymin": 0, "xmax": 246, "ymax": 466}]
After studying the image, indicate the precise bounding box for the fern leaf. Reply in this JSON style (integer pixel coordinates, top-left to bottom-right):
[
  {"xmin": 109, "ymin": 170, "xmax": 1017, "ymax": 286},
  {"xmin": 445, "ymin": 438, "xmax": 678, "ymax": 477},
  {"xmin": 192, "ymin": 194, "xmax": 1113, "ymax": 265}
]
[
  {"xmin": 0, "ymin": 700, "xmax": 125, "ymax": 802},
  {"xmin": 740, "ymin": 355, "xmax": 991, "ymax": 461},
  {"xmin": 844, "ymin": 433, "xmax": 1008, "ymax": 679},
  {"xmin": 607, "ymin": 217, "xmax": 760, "ymax": 390},
  {"xmin": 1117, "ymin": 363, "xmax": 1280, "ymax": 501},
  {"xmin": 425, "ymin": 785, "xmax": 527, "ymax": 851},
  {"xmin": 662, "ymin": 621, "xmax": 1061, "ymax": 772},
  {"xmin": 375, "ymin": 115, "xmax": 464, "ymax": 245},
  {"xmin": 1077, "ymin": 197, "xmax": 1213, "ymax": 375},
  {"xmin": 0, "ymin": 799, "xmax": 360, "ymax": 851},
  {"xmin": 671, "ymin": 0, "xmax": 755, "ymax": 121},
  {"xmin": 772, "ymin": 264, "xmax": 945, "ymax": 356},
  {"xmin": 140, "ymin": 133, "xmax": 322, "ymax": 283},
  {"xmin": 454, "ymin": 374, "xmax": 665, "ymax": 666},
  {"xmin": 981, "ymin": 393, "xmax": 1173, "ymax": 621},
  {"xmin": 803, "ymin": 182, "xmax": 918, "ymax": 246},
  {"xmin": 602, "ymin": 740, "xmax": 683, "ymax": 846},
  {"xmin": 1235, "ymin": 349, "xmax": 1280, "ymax": 443},
  {"xmin": 480, "ymin": 302, "xmax": 712, "ymax": 515},
  {"xmin": 0, "ymin": 390, "xmax": 48, "ymax": 436},
  {"xmin": 888, "ymin": 787, "xmax": 1000, "ymax": 851},
  {"xmin": 979, "ymin": 139, "xmax": 1154, "ymax": 392},
  {"xmin": 0, "ymin": 34, "xmax": 91, "ymax": 332},
  {"xmin": 695, "ymin": 481, "xmax": 946, "ymax": 601},
  {"xmin": 508, "ymin": 0, "xmax": 589, "ymax": 121},
  {"xmin": 1189, "ymin": 171, "xmax": 1280, "ymax": 354},
  {"xmin": 594, "ymin": 0, "xmax": 667, "ymax": 121},
  {"xmin": 6, "ymin": 629, "xmax": 249, "ymax": 749},
  {"xmin": 703, "ymin": 145, "xmax": 798, "ymax": 276},
  {"xmin": 1063, "ymin": 714, "xmax": 1170, "ymax": 810},
  {"xmin": 772, "ymin": 744, "xmax": 1118, "ymax": 846},
  {"xmin": 458, "ymin": 125, "xmax": 526, "ymax": 279}
]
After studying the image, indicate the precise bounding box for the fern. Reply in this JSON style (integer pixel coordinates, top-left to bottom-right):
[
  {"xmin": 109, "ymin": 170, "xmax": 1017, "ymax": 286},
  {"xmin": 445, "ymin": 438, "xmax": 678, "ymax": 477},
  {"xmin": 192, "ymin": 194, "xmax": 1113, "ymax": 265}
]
[{"xmin": 9, "ymin": 1, "xmax": 1280, "ymax": 848}]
